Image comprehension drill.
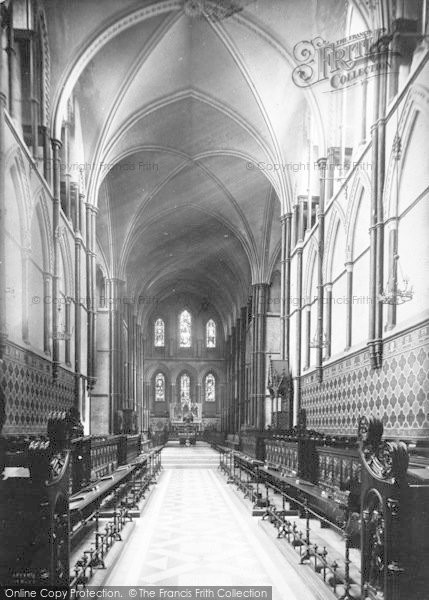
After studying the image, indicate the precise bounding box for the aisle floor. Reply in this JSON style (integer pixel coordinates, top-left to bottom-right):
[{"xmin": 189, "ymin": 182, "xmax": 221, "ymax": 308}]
[{"xmin": 105, "ymin": 442, "xmax": 323, "ymax": 599}]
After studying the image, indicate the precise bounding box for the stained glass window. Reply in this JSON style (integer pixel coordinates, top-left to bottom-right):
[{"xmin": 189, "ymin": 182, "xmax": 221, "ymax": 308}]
[
  {"xmin": 154, "ymin": 318, "xmax": 165, "ymax": 347},
  {"xmin": 206, "ymin": 319, "xmax": 216, "ymax": 348},
  {"xmin": 205, "ymin": 373, "xmax": 215, "ymax": 402},
  {"xmin": 180, "ymin": 373, "xmax": 191, "ymax": 405},
  {"xmin": 155, "ymin": 373, "xmax": 165, "ymax": 402},
  {"xmin": 179, "ymin": 310, "xmax": 191, "ymax": 347}
]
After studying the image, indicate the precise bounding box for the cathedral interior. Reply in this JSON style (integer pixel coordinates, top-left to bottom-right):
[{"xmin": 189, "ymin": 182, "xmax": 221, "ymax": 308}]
[{"xmin": 0, "ymin": 0, "xmax": 429, "ymax": 598}]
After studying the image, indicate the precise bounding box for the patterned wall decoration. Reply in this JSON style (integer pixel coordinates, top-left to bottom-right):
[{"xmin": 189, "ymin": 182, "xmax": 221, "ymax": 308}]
[
  {"xmin": 301, "ymin": 321, "xmax": 429, "ymax": 439},
  {"xmin": 1, "ymin": 341, "xmax": 75, "ymax": 434}
]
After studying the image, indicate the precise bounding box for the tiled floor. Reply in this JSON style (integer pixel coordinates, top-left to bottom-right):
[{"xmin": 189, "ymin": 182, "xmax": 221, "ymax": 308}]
[{"xmin": 104, "ymin": 442, "xmax": 323, "ymax": 599}]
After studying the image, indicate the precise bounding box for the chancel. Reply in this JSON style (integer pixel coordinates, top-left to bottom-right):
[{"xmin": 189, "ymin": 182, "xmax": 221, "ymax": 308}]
[{"xmin": 0, "ymin": 1, "xmax": 428, "ymax": 599}]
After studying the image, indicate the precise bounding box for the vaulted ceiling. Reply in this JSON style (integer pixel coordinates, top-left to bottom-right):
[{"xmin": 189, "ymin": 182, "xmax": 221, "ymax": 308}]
[{"xmin": 44, "ymin": 0, "xmax": 372, "ymax": 331}]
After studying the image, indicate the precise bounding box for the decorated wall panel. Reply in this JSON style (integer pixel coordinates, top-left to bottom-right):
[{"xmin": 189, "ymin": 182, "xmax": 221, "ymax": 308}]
[
  {"xmin": 301, "ymin": 321, "xmax": 429, "ymax": 438},
  {"xmin": 1, "ymin": 342, "xmax": 75, "ymax": 434}
]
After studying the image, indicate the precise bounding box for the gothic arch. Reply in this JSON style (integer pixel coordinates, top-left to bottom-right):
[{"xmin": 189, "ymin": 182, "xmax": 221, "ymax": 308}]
[
  {"xmin": 33, "ymin": 191, "xmax": 53, "ymax": 274},
  {"xmin": 58, "ymin": 231, "xmax": 74, "ymax": 298},
  {"xmin": 384, "ymin": 84, "xmax": 429, "ymax": 221},
  {"xmin": 6, "ymin": 147, "xmax": 32, "ymax": 238},
  {"xmin": 36, "ymin": 3, "xmax": 51, "ymax": 126},
  {"xmin": 173, "ymin": 363, "xmax": 198, "ymax": 383},
  {"xmin": 324, "ymin": 209, "xmax": 347, "ymax": 284},
  {"xmin": 347, "ymin": 186, "xmax": 370, "ymax": 262},
  {"xmin": 303, "ymin": 239, "xmax": 318, "ymax": 303}
]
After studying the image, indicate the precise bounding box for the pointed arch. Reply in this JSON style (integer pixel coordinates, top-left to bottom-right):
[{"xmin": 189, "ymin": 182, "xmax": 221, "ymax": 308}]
[
  {"xmin": 33, "ymin": 190, "xmax": 53, "ymax": 274},
  {"xmin": 58, "ymin": 230, "xmax": 74, "ymax": 298},
  {"xmin": 384, "ymin": 84, "xmax": 429, "ymax": 221},
  {"xmin": 6, "ymin": 147, "xmax": 32, "ymax": 238},
  {"xmin": 303, "ymin": 238, "xmax": 319, "ymax": 303},
  {"xmin": 324, "ymin": 210, "xmax": 347, "ymax": 284}
]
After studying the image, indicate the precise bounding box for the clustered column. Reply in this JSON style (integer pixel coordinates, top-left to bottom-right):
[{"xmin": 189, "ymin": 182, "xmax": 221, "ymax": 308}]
[
  {"xmin": 293, "ymin": 204, "xmax": 304, "ymax": 426},
  {"xmin": 234, "ymin": 316, "xmax": 240, "ymax": 431},
  {"xmin": 316, "ymin": 157, "xmax": 327, "ymax": 383},
  {"xmin": 0, "ymin": 28, "xmax": 6, "ymax": 360},
  {"xmin": 108, "ymin": 278, "xmax": 122, "ymax": 433},
  {"xmin": 280, "ymin": 213, "xmax": 292, "ymax": 363},
  {"xmin": 86, "ymin": 203, "xmax": 97, "ymax": 390},
  {"xmin": 368, "ymin": 58, "xmax": 388, "ymax": 369},
  {"xmin": 73, "ymin": 175, "xmax": 84, "ymax": 402},
  {"xmin": 252, "ymin": 283, "xmax": 268, "ymax": 431},
  {"xmin": 239, "ymin": 306, "xmax": 247, "ymax": 429},
  {"xmin": 51, "ymin": 138, "xmax": 62, "ymax": 380}
]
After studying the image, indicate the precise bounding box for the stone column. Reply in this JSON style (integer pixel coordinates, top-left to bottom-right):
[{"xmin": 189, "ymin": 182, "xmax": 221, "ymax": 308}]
[
  {"xmin": 294, "ymin": 238, "xmax": 303, "ymax": 427},
  {"xmin": 51, "ymin": 138, "xmax": 62, "ymax": 380},
  {"xmin": 239, "ymin": 306, "xmax": 246, "ymax": 430},
  {"xmin": 73, "ymin": 179, "xmax": 83, "ymax": 404},
  {"xmin": 28, "ymin": 34, "xmax": 39, "ymax": 162},
  {"xmin": 345, "ymin": 260, "xmax": 353, "ymax": 350},
  {"xmin": 43, "ymin": 273, "xmax": 52, "ymax": 355},
  {"xmin": 375, "ymin": 68, "xmax": 388, "ymax": 368},
  {"xmin": 133, "ymin": 314, "xmax": 138, "ymax": 412},
  {"xmin": 360, "ymin": 78, "xmax": 368, "ymax": 144},
  {"xmin": 126, "ymin": 304, "xmax": 133, "ymax": 410},
  {"xmin": 136, "ymin": 324, "xmax": 142, "ymax": 430},
  {"xmin": 64, "ymin": 297, "xmax": 71, "ymax": 366},
  {"xmin": 280, "ymin": 215, "xmax": 287, "ymax": 360},
  {"xmin": 234, "ymin": 317, "xmax": 240, "ymax": 432},
  {"xmin": 5, "ymin": 3, "xmax": 16, "ymax": 119},
  {"xmin": 0, "ymin": 37, "xmax": 6, "ymax": 359},
  {"xmin": 252, "ymin": 283, "xmax": 269, "ymax": 431},
  {"xmin": 62, "ymin": 118, "xmax": 71, "ymax": 219},
  {"xmin": 284, "ymin": 213, "xmax": 292, "ymax": 364},
  {"xmin": 42, "ymin": 126, "xmax": 51, "ymax": 185},
  {"xmin": 304, "ymin": 307, "xmax": 311, "ymax": 370},
  {"xmin": 316, "ymin": 157, "xmax": 327, "ymax": 383},
  {"xmin": 231, "ymin": 325, "xmax": 236, "ymax": 432},
  {"xmin": 108, "ymin": 278, "xmax": 122, "ymax": 433},
  {"xmin": 281, "ymin": 213, "xmax": 293, "ymax": 366},
  {"xmin": 226, "ymin": 332, "xmax": 232, "ymax": 432},
  {"xmin": 171, "ymin": 381, "xmax": 176, "ymax": 412},
  {"xmin": 21, "ymin": 245, "xmax": 30, "ymax": 344},
  {"xmin": 325, "ymin": 284, "xmax": 333, "ymax": 359},
  {"xmin": 386, "ymin": 224, "xmax": 399, "ymax": 329},
  {"xmin": 145, "ymin": 380, "xmax": 151, "ymax": 431},
  {"xmin": 86, "ymin": 204, "xmax": 97, "ymax": 391}
]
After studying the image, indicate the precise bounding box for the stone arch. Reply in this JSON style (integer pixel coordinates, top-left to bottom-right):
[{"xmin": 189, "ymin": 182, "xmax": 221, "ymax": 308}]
[
  {"xmin": 324, "ymin": 210, "xmax": 347, "ymax": 284},
  {"xmin": 35, "ymin": 1, "xmax": 52, "ymax": 126},
  {"xmin": 33, "ymin": 190, "xmax": 53, "ymax": 274},
  {"xmin": 303, "ymin": 239, "xmax": 318, "ymax": 305},
  {"xmin": 58, "ymin": 231, "xmax": 74, "ymax": 298},
  {"xmin": 384, "ymin": 84, "xmax": 429, "ymax": 221},
  {"xmin": 6, "ymin": 147, "xmax": 32, "ymax": 238}
]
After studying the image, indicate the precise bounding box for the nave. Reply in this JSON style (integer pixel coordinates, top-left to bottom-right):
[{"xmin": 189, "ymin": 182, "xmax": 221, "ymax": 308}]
[
  {"xmin": 102, "ymin": 443, "xmax": 320, "ymax": 600},
  {"xmin": 1, "ymin": 1, "xmax": 429, "ymax": 598}
]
